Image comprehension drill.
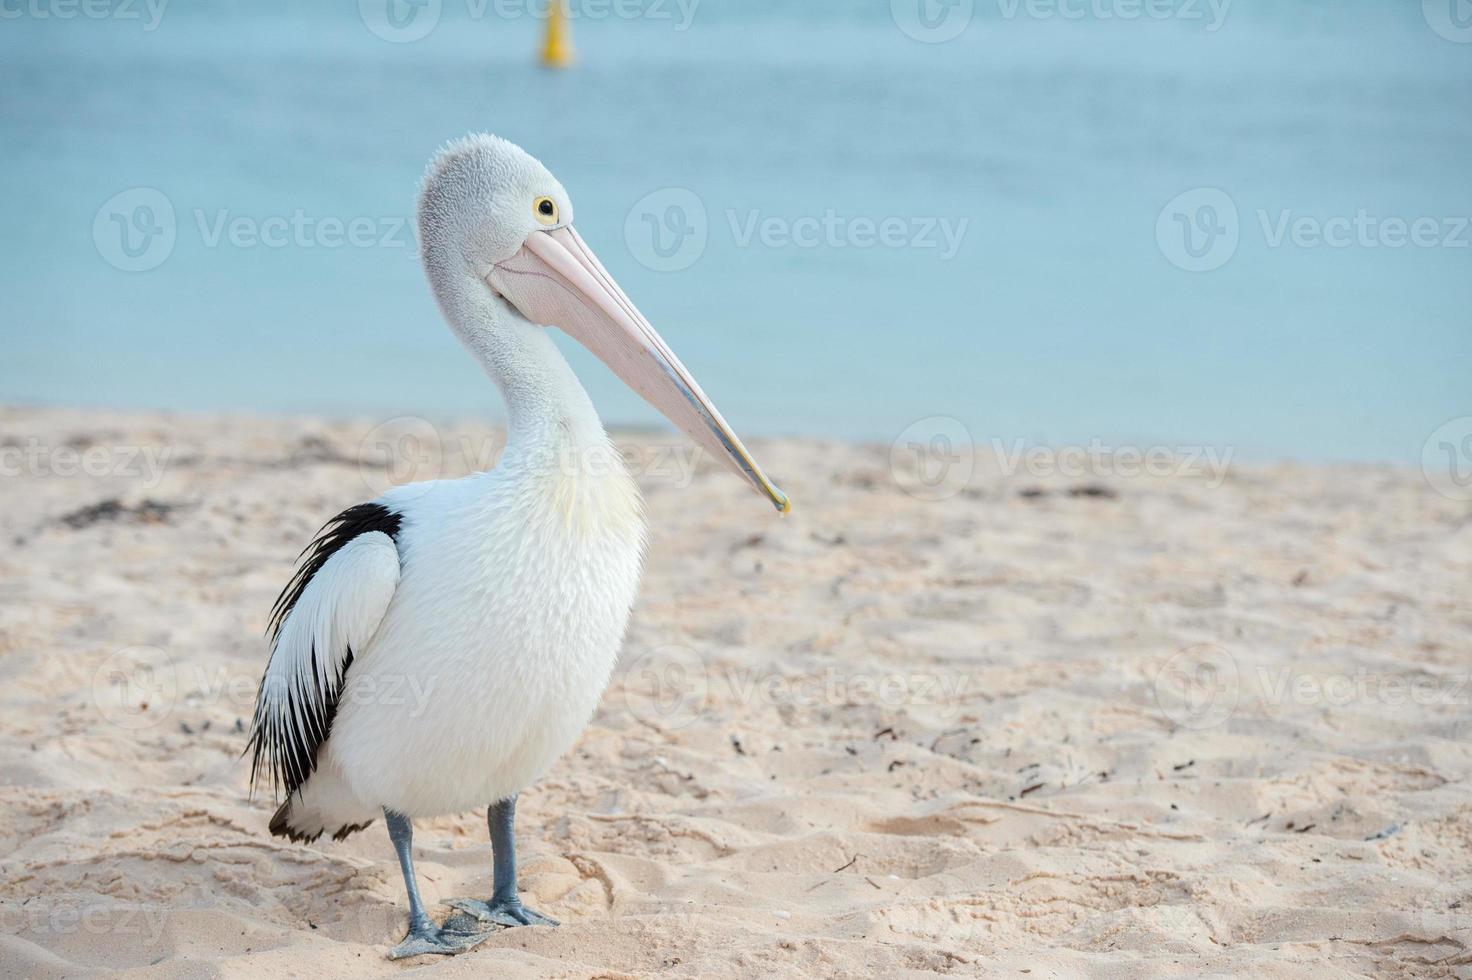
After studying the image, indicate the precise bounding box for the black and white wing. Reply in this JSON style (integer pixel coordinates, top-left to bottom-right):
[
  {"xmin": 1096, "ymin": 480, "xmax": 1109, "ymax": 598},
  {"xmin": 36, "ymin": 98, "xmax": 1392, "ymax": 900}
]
[{"xmin": 247, "ymin": 503, "xmax": 402, "ymax": 801}]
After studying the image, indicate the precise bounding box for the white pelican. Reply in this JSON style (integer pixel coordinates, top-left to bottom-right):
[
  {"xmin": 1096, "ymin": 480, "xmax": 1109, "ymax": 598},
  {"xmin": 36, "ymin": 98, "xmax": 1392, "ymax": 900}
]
[{"xmin": 247, "ymin": 134, "xmax": 788, "ymax": 959}]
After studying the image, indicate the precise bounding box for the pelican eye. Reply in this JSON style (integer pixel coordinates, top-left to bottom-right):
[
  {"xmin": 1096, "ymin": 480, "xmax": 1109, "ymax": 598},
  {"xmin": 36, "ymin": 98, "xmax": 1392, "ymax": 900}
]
[{"xmin": 534, "ymin": 197, "xmax": 559, "ymax": 225}]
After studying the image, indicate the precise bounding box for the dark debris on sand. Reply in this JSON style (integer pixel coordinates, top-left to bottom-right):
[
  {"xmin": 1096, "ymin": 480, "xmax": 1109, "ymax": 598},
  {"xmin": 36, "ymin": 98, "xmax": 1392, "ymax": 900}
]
[{"xmin": 57, "ymin": 498, "xmax": 191, "ymax": 530}]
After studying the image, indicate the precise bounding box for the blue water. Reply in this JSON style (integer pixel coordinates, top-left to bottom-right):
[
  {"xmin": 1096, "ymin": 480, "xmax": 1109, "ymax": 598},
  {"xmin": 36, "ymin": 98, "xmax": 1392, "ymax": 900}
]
[{"xmin": 1, "ymin": 1, "xmax": 1468, "ymax": 463}]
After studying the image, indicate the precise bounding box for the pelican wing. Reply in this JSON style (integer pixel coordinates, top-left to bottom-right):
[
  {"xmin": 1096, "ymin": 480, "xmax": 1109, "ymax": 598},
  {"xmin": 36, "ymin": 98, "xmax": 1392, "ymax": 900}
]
[{"xmin": 248, "ymin": 504, "xmax": 402, "ymax": 801}]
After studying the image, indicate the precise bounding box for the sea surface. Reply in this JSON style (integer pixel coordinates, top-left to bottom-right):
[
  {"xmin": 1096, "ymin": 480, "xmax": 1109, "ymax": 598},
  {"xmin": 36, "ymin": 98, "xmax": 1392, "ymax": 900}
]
[{"xmin": 2, "ymin": 0, "xmax": 1469, "ymax": 464}]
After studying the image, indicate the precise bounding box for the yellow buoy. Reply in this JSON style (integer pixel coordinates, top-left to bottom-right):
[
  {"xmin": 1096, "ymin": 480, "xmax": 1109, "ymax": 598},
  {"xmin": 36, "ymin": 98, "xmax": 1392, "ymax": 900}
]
[{"xmin": 540, "ymin": 0, "xmax": 575, "ymax": 69}]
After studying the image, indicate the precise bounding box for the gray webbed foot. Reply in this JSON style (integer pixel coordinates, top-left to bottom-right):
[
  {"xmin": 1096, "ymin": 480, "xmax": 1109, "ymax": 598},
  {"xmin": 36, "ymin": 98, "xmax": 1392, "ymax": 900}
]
[
  {"xmin": 388, "ymin": 922, "xmax": 495, "ymax": 960},
  {"xmin": 381, "ymin": 809, "xmax": 498, "ymax": 959},
  {"xmin": 449, "ymin": 796, "xmax": 560, "ymax": 930},
  {"xmin": 446, "ymin": 897, "xmax": 560, "ymax": 928}
]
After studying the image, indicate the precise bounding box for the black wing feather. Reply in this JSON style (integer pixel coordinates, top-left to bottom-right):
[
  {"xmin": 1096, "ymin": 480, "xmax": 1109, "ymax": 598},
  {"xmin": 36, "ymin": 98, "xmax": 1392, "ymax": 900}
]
[
  {"xmin": 248, "ymin": 502, "xmax": 402, "ymax": 801},
  {"xmin": 266, "ymin": 503, "xmax": 404, "ymax": 640}
]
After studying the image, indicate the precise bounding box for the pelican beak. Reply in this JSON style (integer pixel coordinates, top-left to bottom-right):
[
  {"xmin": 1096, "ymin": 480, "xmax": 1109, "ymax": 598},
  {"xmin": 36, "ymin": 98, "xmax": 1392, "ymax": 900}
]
[{"xmin": 489, "ymin": 225, "xmax": 790, "ymax": 514}]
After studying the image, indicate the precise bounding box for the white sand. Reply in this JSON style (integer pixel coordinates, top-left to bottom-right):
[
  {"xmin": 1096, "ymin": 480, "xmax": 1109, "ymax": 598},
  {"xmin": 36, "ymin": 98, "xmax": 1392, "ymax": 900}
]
[{"xmin": 0, "ymin": 406, "xmax": 1468, "ymax": 978}]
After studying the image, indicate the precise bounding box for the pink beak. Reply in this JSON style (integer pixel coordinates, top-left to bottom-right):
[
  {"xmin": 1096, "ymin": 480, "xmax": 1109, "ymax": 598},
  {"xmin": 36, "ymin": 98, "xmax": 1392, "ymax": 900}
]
[{"xmin": 489, "ymin": 226, "xmax": 789, "ymax": 513}]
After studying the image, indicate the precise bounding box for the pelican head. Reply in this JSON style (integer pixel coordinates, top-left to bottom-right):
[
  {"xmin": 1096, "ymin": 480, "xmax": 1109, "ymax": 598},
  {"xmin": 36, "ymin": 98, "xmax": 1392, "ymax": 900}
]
[{"xmin": 417, "ymin": 133, "xmax": 788, "ymax": 513}]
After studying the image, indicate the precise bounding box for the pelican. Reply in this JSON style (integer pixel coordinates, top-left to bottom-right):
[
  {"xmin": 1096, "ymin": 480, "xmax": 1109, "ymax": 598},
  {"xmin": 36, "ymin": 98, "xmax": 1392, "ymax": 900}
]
[{"xmin": 247, "ymin": 134, "xmax": 787, "ymax": 959}]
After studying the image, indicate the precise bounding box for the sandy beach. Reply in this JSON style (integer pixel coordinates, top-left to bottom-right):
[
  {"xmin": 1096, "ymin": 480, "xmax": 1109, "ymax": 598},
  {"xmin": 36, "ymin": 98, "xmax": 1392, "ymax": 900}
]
[{"xmin": 0, "ymin": 405, "xmax": 1468, "ymax": 978}]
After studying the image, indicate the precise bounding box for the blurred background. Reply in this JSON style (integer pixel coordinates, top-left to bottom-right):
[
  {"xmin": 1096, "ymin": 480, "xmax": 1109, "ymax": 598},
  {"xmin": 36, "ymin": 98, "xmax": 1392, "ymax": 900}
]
[{"xmin": 2, "ymin": 0, "xmax": 1468, "ymax": 466}]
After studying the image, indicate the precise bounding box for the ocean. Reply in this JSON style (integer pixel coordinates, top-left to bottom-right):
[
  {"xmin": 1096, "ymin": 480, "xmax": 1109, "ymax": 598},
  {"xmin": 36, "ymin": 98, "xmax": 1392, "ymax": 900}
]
[{"xmin": 2, "ymin": 0, "xmax": 1469, "ymax": 465}]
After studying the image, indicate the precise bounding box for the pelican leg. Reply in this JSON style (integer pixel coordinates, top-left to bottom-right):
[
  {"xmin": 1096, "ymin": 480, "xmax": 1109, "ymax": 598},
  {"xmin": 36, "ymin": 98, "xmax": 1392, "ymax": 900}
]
[
  {"xmin": 384, "ymin": 809, "xmax": 494, "ymax": 959},
  {"xmin": 446, "ymin": 795, "xmax": 559, "ymax": 928}
]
